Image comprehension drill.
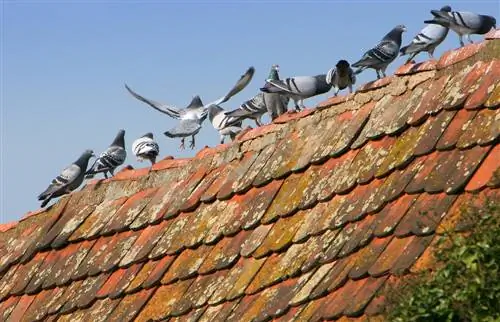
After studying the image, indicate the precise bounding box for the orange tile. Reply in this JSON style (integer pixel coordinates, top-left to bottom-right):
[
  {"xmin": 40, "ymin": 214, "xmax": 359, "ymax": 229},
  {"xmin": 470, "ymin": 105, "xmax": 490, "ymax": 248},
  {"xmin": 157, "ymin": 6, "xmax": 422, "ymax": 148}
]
[
  {"xmin": 466, "ymin": 145, "xmax": 500, "ymax": 192},
  {"xmin": 126, "ymin": 260, "xmax": 157, "ymax": 293},
  {"xmin": 437, "ymin": 42, "xmax": 485, "ymax": 69},
  {"xmin": 7, "ymin": 294, "xmax": 35, "ymax": 322},
  {"xmin": 349, "ymin": 237, "xmax": 393, "ymax": 280},
  {"xmin": 273, "ymin": 108, "xmax": 316, "ymax": 124},
  {"xmin": 198, "ymin": 230, "xmax": 250, "ymax": 274},
  {"xmin": 344, "ymin": 277, "xmax": 388, "ymax": 317},
  {"xmin": 457, "ymin": 108, "xmax": 499, "ymax": 148},
  {"xmin": 160, "ymin": 245, "xmax": 212, "ymax": 284},
  {"xmin": 485, "ymin": 83, "xmax": 500, "ymax": 108},
  {"xmin": 151, "ymin": 158, "xmax": 190, "ymax": 171},
  {"xmin": 407, "ymin": 74, "xmax": 449, "ymax": 125},
  {"xmin": 368, "ymin": 236, "xmax": 416, "ymax": 277},
  {"xmin": 112, "ymin": 287, "xmax": 156, "ymax": 322},
  {"xmin": 111, "ymin": 167, "xmax": 150, "ymax": 181},
  {"xmin": 235, "ymin": 144, "xmax": 276, "ymax": 192},
  {"xmin": 357, "ymin": 76, "xmax": 394, "ymax": 92},
  {"xmin": 395, "ymin": 60, "xmax": 437, "ymax": 76},
  {"xmin": 464, "ymin": 61, "xmax": 500, "ymax": 110},
  {"xmin": 436, "ymin": 108, "xmax": 478, "ymax": 150},
  {"xmin": 240, "ymin": 224, "xmax": 273, "ymax": 257}
]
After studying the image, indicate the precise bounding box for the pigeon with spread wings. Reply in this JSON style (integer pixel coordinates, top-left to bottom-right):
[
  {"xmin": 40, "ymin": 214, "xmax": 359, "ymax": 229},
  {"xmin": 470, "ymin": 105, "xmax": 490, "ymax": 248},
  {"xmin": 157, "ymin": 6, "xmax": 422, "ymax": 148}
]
[{"xmin": 125, "ymin": 66, "xmax": 255, "ymax": 149}]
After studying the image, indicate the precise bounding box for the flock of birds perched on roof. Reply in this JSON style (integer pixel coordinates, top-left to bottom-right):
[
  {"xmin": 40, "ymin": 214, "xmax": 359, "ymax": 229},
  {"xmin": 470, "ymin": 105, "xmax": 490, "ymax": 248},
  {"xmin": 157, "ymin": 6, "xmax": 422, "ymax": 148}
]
[{"xmin": 37, "ymin": 6, "xmax": 496, "ymax": 208}]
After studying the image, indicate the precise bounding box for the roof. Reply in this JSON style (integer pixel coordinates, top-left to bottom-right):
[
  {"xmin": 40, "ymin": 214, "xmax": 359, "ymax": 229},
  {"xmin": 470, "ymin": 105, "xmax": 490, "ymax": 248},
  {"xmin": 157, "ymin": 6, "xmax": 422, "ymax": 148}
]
[{"xmin": 1, "ymin": 30, "xmax": 499, "ymax": 321}]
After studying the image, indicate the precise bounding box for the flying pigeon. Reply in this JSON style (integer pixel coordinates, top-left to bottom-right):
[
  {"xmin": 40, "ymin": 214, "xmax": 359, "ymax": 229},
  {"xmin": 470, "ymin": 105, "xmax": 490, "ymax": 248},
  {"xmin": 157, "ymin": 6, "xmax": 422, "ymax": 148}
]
[
  {"xmin": 86, "ymin": 129, "xmax": 127, "ymax": 179},
  {"xmin": 132, "ymin": 132, "xmax": 160, "ymax": 165},
  {"xmin": 38, "ymin": 149, "xmax": 95, "ymax": 208},
  {"xmin": 260, "ymin": 65, "xmax": 338, "ymax": 111},
  {"xmin": 325, "ymin": 60, "xmax": 356, "ymax": 96},
  {"xmin": 226, "ymin": 64, "xmax": 289, "ymax": 125},
  {"xmin": 125, "ymin": 66, "xmax": 255, "ymax": 149},
  {"xmin": 425, "ymin": 8, "xmax": 496, "ymax": 47},
  {"xmin": 400, "ymin": 6, "xmax": 452, "ymax": 64},
  {"xmin": 353, "ymin": 25, "xmax": 407, "ymax": 79},
  {"xmin": 207, "ymin": 104, "xmax": 243, "ymax": 144}
]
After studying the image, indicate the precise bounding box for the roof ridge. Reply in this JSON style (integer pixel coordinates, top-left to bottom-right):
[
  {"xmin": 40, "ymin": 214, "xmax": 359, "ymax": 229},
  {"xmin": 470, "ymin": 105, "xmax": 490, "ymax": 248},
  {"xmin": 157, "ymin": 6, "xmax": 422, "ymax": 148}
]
[{"xmin": 1, "ymin": 33, "xmax": 498, "ymax": 235}]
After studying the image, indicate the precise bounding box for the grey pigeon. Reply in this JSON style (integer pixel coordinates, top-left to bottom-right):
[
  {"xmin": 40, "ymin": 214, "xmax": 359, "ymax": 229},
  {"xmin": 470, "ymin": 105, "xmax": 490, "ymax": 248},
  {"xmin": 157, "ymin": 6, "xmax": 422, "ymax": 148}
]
[
  {"xmin": 425, "ymin": 8, "xmax": 496, "ymax": 47},
  {"xmin": 125, "ymin": 67, "xmax": 255, "ymax": 149},
  {"xmin": 325, "ymin": 60, "xmax": 356, "ymax": 96},
  {"xmin": 226, "ymin": 64, "xmax": 289, "ymax": 125},
  {"xmin": 260, "ymin": 65, "xmax": 339, "ymax": 111},
  {"xmin": 86, "ymin": 129, "xmax": 127, "ymax": 179},
  {"xmin": 207, "ymin": 104, "xmax": 243, "ymax": 144},
  {"xmin": 38, "ymin": 149, "xmax": 95, "ymax": 208},
  {"xmin": 353, "ymin": 25, "xmax": 407, "ymax": 79},
  {"xmin": 400, "ymin": 6, "xmax": 452, "ymax": 64},
  {"xmin": 132, "ymin": 132, "xmax": 160, "ymax": 165}
]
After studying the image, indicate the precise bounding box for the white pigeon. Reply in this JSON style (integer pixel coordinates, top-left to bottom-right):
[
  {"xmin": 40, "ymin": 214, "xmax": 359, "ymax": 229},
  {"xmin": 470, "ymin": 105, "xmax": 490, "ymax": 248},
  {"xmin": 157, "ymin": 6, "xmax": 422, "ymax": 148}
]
[
  {"xmin": 400, "ymin": 6, "xmax": 452, "ymax": 64},
  {"xmin": 132, "ymin": 132, "xmax": 160, "ymax": 165},
  {"xmin": 125, "ymin": 67, "xmax": 255, "ymax": 150}
]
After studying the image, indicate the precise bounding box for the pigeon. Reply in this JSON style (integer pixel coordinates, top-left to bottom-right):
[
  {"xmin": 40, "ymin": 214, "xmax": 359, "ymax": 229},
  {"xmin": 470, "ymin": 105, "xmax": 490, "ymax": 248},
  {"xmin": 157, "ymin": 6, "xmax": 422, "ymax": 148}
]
[
  {"xmin": 353, "ymin": 25, "xmax": 407, "ymax": 79},
  {"xmin": 38, "ymin": 149, "xmax": 95, "ymax": 208},
  {"xmin": 425, "ymin": 8, "xmax": 496, "ymax": 47},
  {"xmin": 226, "ymin": 64, "xmax": 289, "ymax": 125},
  {"xmin": 125, "ymin": 66, "xmax": 255, "ymax": 149},
  {"xmin": 132, "ymin": 132, "xmax": 160, "ymax": 165},
  {"xmin": 400, "ymin": 6, "xmax": 452, "ymax": 64},
  {"xmin": 260, "ymin": 66, "xmax": 338, "ymax": 111},
  {"xmin": 325, "ymin": 60, "xmax": 356, "ymax": 96},
  {"xmin": 207, "ymin": 104, "xmax": 243, "ymax": 144},
  {"xmin": 86, "ymin": 129, "xmax": 127, "ymax": 179}
]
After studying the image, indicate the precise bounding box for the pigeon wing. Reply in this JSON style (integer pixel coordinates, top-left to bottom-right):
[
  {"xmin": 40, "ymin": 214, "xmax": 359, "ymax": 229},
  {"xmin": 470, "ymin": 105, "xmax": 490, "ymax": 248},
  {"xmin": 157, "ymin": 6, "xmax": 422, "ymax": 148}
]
[
  {"xmin": 38, "ymin": 164, "xmax": 81, "ymax": 200},
  {"xmin": 164, "ymin": 119, "xmax": 202, "ymax": 138},
  {"xmin": 207, "ymin": 67, "xmax": 255, "ymax": 106},
  {"xmin": 125, "ymin": 84, "xmax": 181, "ymax": 120}
]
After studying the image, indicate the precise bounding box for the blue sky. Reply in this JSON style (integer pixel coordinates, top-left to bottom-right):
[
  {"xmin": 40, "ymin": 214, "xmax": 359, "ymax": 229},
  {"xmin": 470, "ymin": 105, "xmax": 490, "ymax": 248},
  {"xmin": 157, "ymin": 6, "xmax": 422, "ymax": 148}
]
[{"xmin": 1, "ymin": 1, "xmax": 498, "ymax": 223}]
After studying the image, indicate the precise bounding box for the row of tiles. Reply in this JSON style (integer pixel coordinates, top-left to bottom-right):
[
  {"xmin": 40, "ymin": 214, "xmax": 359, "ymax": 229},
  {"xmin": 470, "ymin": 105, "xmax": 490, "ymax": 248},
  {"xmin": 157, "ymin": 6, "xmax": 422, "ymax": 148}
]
[{"xmin": 1, "ymin": 187, "xmax": 496, "ymax": 311}]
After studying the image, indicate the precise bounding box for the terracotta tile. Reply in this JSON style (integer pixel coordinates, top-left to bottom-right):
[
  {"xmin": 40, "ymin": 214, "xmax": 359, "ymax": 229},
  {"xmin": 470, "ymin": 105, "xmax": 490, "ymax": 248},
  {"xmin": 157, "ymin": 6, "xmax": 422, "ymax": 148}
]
[
  {"xmin": 200, "ymin": 200, "xmax": 234, "ymax": 244},
  {"xmin": 266, "ymin": 131, "xmax": 308, "ymax": 180},
  {"xmin": 395, "ymin": 60, "xmax": 437, "ymax": 75},
  {"xmin": 349, "ymin": 237, "xmax": 393, "ymax": 280},
  {"xmin": 391, "ymin": 235, "xmax": 434, "ymax": 275},
  {"xmin": 338, "ymin": 214, "xmax": 376, "ymax": 258},
  {"xmin": 140, "ymin": 255, "xmax": 176, "ymax": 289},
  {"xmin": 160, "ymin": 245, "xmax": 212, "ymax": 284},
  {"xmin": 198, "ymin": 230, "xmax": 250, "ymax": 274},
  {"xmin": 407, "ymin": 75, "xmax": 450, "ymax": 125},
  {"xmin": 425, "ymin": 146, "xmax": 490, "ymax": 194},
  {"xmin": 293, "ymin": 202, "xmax": 331, "ymax": 243},
  {"xmin": 404, "ymin": 151, "xmax": 442, "ymax": 194},
  {"xmin": 368, "ymin": 236, "xmax": 416, "ymax": 277},
  {"xmin": 164, "ymin": 167, "xmax": 210, "ymax": 218},
  {"xmin": 364, "ymin": 295, "xmax": 386, "ymax": 316},
  {"xmin": 109, "ymin": 287, "xmax": 156, "ymax": 322},
  {"xmin": 96, "ymin": 267, "xmax": 128, "ymax": 299},
  {"xmin": 24, "ymin": 249, "xmax": 62, "ymax": 294},
  {"xmin": 302, "ymin": 158, "xmax": 342, "ymax": 205},
  {"xmin": 148, "ymin": 214, "xmax": 190, "ymax": 260},
  {"xmin": 0, "ymin": 265, "xmax": 19, "ymax": 300},
  {"xmin": 231, "ymin": 144, "xmax": 274, "ymax": 193},
  {"xmin": 307, "ymin": 114, "xmax": 349, "ymax": 163},
  {"xmin": 293, "ymin": 296, "xmax": 328, "ymax": 321},
  {"xmin": 485, "ymin": 28, "xmax": 500, "ymax": 39},
  {"xmin": 118, "ymin": 220, "xmax": 169, "ymax": 267},
  {"xmin": 220, "ymin": 181, "xmax": 282, "ymax": 236},
  {"xmin": 0, "ymin": 221, "xmax": 17, "ymax": 233},
  {"xmin": 208, "ymin": 257, "xmax": 265, "ymax": 304},
  {"xmin": 485, "ymin": 83, "xmax": 500, "ymax": 108},
  {"xmin": 375, "ymin": 122, "xmax": 431, "ymax": 179},
  {"xmin": 436, "ymin": 108, "xmax": 478, "ymax": 151},
  {"xmin": 464, "ymin": 61, "xmax": 500, "ymax": 110},
  {"xmin": 135, "ymin": 281, "xmax": 193, "ymax": 321},
  {"xmin": 238, "ymin": 122, "xmax": 281, "ymax": 143},
  {"xmin": 374, "ymin": 93, "xmax": 412, "ymax": 137},
  {"xmin": 169, "ymin": 306, "xmax": 207, "ymax": 322},
  {"xmin": 410, "ymin": 237, "xmax": 440, "ymax": 274},
  {"xmin": 413, "ymin": 110, "xmax": 457, "ymax": 157},
  {"xmin": 466, "ymin": 145, "xmax": 500, "ymax": 192},
  {"xmin": 0, "ymin": 296, "xmax": 20, "ymax": 321},
  {"xmin": 395, "ymin": 193, "xmax": 457, "ymax": 237},
  {"xmin": 75, "ymin": 297, "xmax": 121, "ymax": 322},
  {"xmin": 69, "ymin": 197, "xmax": 128, "ymax": 242},
  {"xmin": 39, "ymin": 286, "xmax": 67, "ymax": 316},
  {"xmin": 217, "ymin": 152, "xmax": 260, "ymax": 199},
  {"xmin": 261, "ymin": 174, "xmax": 308, "ymax": 224},
  {"xmin": 99, "ymin": 188, "xmax": 158, "ymax": 235},
  {"xmin": 373, "ymin": 194, "xmax": 418, "ymax": 238},
  {"xmin": 199, "ymin": 163, "xmax": 235, "ymax": 203},
  {"xmin": 300, "ymin": 229, "xmax": 339, "ymax": 273},
  {"xmin": 356, "ymin": 76, "xmax": 394, "ymax": 92},
  {"xmin": 318, "ymin": 278, "xmax": 367, "ymax": 320},
  {"xmin": 437, "ymin": 42, "xmax": 485, "ymax": 69},
  {"xmin": 240, "ymin": 224, "xmax": 273, "ymax": 257},
  {"xmin": 200, "ymin": 299, "xmax": 242, "ymax": 322},
  {"xmin": 174, "ymin": 270, "xmax": 227, "ymax": 312},
  {"xmin": 90, "ymin": 231, "xmax": 138, "ymax": 276},
  {"xmin": 61, "ymin": 272, "xmax": 110, "ymax": 311},
  {"xmin": 7, "ymin": 294, "xmax": 35, "ymax": 322},
  {"xmin": 7, "ymin": 251, "xmax": 48, "ymax": 296},
  {"xmin": 53, "ymin": 240, "xmax": 97, "ymax": 286},
  {"xmin": 273, "ymin": 108, "xmax": 316, "ymax": 124},
  {"xmin": 310, "ymin": 256, "xmax": 354, "ymax": 298},
  {"xmin": 151, "ymin": 158, "xmax": 190, "ymax": 171},
  {"xmin": 457, "ymin": 108, "xmax": 500, "ymax": 148},
  {"xmin": 111, "ymin": 166, "xmax": 149, "ymax": 181},
  {"xmin": 179, "ymin": 169, "xmax": 220, "ymax": 213},
  {"xmin": 243, "ymin": 254, "xmax": 283, "ymax": 295},
  {"xmin": 253, "ymin": 212, "xmax": 306, "ymax": 258},
  {"xmin": 319, "ymin": 195, "xmax": 348, "ymax": 231},
  {"xmin": 274, "ymin": 304, "xmax": 306, "ymax": 321},
  {"xmin": 351, "ymin": 137, "xmax": 396, "ymax": 185},
  {"xmin": 317, "ymin": 94, "xmax": 349, "ymax": 108},
  {"xmin": 326, "ymin": 150, "xmax": 361, "ymax": 196}
]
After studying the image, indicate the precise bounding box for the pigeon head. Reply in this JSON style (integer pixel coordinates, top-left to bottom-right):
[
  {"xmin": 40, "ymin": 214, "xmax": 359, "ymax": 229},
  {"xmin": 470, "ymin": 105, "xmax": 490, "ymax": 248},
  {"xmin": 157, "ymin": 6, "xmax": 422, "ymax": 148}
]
[
  {"xmin": 440, "ymin": 5, "xmax": 452, "ymax": 12},
  {"xmin": 207, "ymin": 104, "xmax": 224, "ymax": 121},
  {"xmin": 111, "ymin": 129, "xmax": 126, "ymax": 148},
  {"xmin": 383, "ymin": 24, "xmax": 407, "ymax": 45},
  {"xmin": 142, "ymin": 132, "xmax": 154, "ymax": 139},
  {"xmin": 76, "ymin": 149, "xmax": 95, "ymax": 168},
  {"xmin": 186, "ymin": 95, "xmax": 204, "ymax": 109},
  {"xmin": 267, "ymin": 64, "xmax": 281, "ymax": 81},
  {"xmin": 272, "ymin": 64, "xmax": 280, "ymax": 72},
  {"xmin": 335, "ymin": 60, "xmax": 351, "ymax": 77}
]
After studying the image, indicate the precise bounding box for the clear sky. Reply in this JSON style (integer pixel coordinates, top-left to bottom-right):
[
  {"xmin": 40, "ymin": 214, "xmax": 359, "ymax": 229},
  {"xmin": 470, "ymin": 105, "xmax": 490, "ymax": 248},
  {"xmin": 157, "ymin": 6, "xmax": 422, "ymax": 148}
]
[{"xmin": 1, "ymin": 0, "xmax": 498, "ymax": 223}]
